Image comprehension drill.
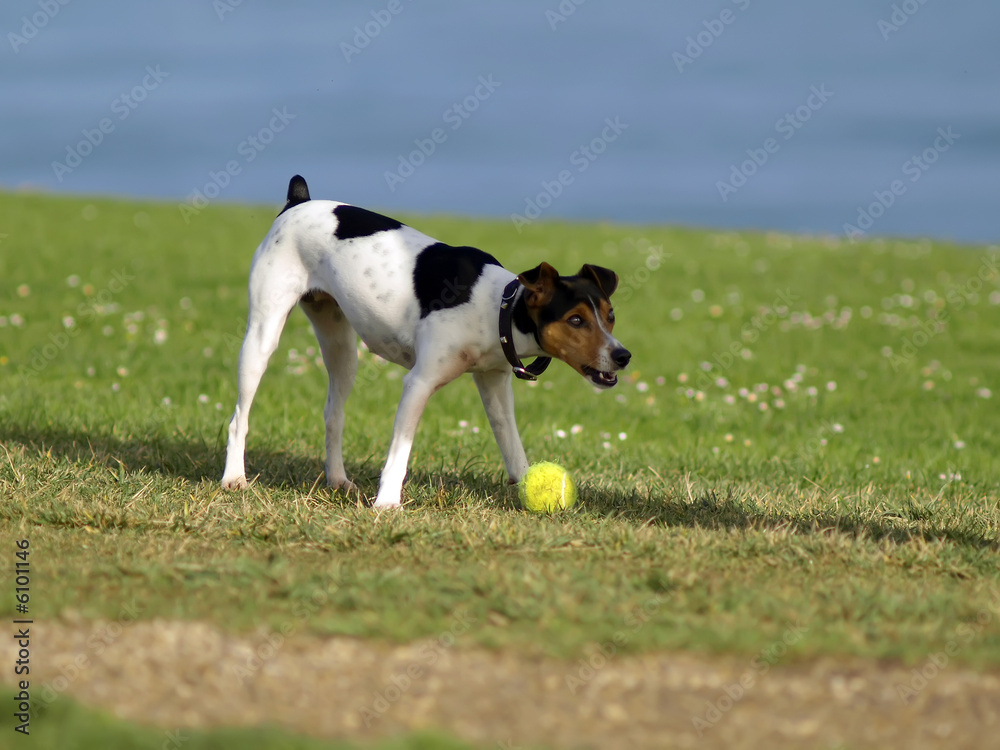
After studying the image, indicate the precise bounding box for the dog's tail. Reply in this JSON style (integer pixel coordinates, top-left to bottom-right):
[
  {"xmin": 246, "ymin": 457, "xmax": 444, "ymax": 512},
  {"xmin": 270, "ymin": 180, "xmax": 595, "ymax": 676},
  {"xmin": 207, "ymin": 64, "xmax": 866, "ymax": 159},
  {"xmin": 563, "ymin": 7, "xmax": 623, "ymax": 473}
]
[{"xmin": 279, "ymin": 175, "xmax": 311, "ymax": 215}]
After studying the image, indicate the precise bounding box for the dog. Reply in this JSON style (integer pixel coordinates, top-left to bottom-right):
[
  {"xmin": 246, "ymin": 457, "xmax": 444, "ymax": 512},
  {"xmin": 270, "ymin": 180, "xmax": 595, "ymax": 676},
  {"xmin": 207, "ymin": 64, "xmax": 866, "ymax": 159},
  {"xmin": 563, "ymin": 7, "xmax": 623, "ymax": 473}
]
[{"xmin": 221, "ymin": 175, "xmax": 631, "ymax": 508}]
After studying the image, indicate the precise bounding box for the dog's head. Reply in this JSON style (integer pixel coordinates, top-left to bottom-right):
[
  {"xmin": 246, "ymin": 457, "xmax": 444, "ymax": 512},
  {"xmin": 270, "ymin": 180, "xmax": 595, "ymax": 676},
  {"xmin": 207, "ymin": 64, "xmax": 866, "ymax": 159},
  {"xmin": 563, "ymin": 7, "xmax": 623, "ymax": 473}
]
[{"xmin": 517, "ymin": 262, "xmax": 631, "ymax": 388}]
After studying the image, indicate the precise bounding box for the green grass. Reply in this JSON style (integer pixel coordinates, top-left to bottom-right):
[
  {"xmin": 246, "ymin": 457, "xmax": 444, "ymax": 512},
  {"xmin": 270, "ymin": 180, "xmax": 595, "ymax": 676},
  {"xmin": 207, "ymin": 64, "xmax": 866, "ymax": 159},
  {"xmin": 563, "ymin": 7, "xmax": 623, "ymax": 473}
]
[
  {"xmin": 0, "ymin": 689, "xmax": 475, "ymax": 750},
  {"xmin": 1, "ymin": 189, "xmax": 999, "ymax": 672}
]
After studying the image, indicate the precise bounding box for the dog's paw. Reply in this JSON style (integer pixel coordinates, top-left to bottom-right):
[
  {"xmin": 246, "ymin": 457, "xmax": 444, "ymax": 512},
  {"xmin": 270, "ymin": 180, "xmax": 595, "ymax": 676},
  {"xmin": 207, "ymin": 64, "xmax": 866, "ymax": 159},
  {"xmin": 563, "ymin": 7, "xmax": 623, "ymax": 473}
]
[
  {"xmin": 221, "ymin": 475, "xmax": 248, "ymax": 491},
  {"xmin": 328, "ymin": 477, "xmax": 359, "ymax": 494},
  {"xmin": 372, "ymin": 496, "xmax": 402, "ymax": 510}
]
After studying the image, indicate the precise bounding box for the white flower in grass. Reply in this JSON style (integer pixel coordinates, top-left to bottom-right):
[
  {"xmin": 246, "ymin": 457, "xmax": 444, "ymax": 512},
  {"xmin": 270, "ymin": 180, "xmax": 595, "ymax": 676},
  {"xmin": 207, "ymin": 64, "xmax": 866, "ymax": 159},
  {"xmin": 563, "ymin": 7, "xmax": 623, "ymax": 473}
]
[
  {"xmin": 154, "ymin": 329, "xmax": 168, "ymax": 344},
  {"xmin": 977, "ymin": 388, "xmax": 992, "ymax": 399},
  {"xmin": 826, "ymin": 381, "xmax": 837, "ymax": 392},
  {"xmin": 556, "ymin": 429, "xmax": 567, "ymax": 439},
  {"xmin": 571, "ymin": 424, "xmax": 584, "ymax": 435},
  {"xmin": 10, "ymin": 314, "xmax": 24, "ymax": 327},
  {"xmin": 636, "ymin": 381, "xmax": 649, "ymax": 393},
  {"xmin": 832, "ymin": 423, "xmax": 844, "ymax": 433},
  {"xmin": 807, "ymin": 386, "xmax": 818, "ymax": 397},
  {"xmin": 618, "ymin": 432, "xmax": 627, "ymax": 441},
  {"xmin": 774, "ymin": 399, "xmax": 786, "ymax": 409},
  {"xmin": 724, "ymin": 394, "xmax": 736, "ymax": 405},
  {"xmin": 116, "ymin": 366, "xmax": 128, "ymax": 377},
  {"xmin": 111, "ymin": 383, "xmax": 120, "ymax": 392},
  {"xmin": 62, "ymin": 316, "xmax": 75, "ymax": 328},
  {"xmin": 954, "ymin": 440, "xmax": 966, "ymax": 450},
  {"xmin": 67, "ymin": 275, "xmax": 81, "ymax": 287},
  {"xmin": 161, "ymin": 397, "xmax": 172, "ymax": 407},
  {"xmin": 198, "ymin": 394, "xmax": 209, "ymax": 404},
  {"xmin": 655, "ymin": 376, "xmax": 666, "ymax": 386},
  {"xmin": 602, "ymin": 441, "xmax": 611, "ymax": 450}
]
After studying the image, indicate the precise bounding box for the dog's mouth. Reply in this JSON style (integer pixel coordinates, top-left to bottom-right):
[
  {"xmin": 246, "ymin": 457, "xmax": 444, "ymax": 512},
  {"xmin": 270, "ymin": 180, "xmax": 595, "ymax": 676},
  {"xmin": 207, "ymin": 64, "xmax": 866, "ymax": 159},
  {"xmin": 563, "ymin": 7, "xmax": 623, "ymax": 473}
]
[{"xmin": 583, "ymin": 366, "xmax": 619, "ymax": 389}]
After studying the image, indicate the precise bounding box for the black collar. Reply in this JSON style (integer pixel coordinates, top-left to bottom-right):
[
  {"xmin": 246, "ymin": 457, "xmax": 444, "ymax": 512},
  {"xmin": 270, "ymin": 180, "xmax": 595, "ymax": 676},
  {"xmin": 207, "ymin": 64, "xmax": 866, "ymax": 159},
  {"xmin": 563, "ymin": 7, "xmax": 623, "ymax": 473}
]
[{"xmin": 498, "ymin": 279, "xmax": 551, "ymax": 381}]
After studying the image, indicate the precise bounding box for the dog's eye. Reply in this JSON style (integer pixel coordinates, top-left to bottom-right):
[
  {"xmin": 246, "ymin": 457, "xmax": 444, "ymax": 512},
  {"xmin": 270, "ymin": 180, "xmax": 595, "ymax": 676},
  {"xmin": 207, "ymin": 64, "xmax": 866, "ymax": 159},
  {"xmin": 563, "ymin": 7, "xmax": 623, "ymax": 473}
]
[
  {"xmin": 567, "ymin": 314, "xmax": 585, "ymax": 328},
  {"xmin": 608, "ymin": 309, "xmax": 615, "ymax": 324}
]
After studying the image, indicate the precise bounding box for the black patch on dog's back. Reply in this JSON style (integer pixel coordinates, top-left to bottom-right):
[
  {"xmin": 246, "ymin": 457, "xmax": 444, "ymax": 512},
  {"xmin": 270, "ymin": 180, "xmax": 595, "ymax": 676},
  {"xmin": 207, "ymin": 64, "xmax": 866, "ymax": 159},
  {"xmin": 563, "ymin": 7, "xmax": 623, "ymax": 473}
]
[
  {"xmin": 279, "ymin": 175, "xmax": 311, "ymax": 215},
  {"xmin": 333, "ymin": 204, "xmax": 404, "ymax": 240},
  {"xmin": 413, "ymin": 243, "xmax": 502, "ymax": 318}
]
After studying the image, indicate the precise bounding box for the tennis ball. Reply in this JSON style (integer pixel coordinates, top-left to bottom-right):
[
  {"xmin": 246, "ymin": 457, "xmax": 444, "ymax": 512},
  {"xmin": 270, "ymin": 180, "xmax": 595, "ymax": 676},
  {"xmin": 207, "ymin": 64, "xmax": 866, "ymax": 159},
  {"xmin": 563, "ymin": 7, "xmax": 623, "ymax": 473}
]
[{"xmin": 519, "ymin": 462, "xmax": 576, "ymax": 513}]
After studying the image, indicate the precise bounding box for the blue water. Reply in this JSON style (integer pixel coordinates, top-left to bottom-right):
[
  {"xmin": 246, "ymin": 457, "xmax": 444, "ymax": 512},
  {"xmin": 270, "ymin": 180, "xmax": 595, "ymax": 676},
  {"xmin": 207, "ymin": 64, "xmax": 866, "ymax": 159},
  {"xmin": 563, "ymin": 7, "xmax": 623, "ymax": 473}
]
[{"xmin": 3, "ymin": 0, "xmax": 999, "ymax": 243}]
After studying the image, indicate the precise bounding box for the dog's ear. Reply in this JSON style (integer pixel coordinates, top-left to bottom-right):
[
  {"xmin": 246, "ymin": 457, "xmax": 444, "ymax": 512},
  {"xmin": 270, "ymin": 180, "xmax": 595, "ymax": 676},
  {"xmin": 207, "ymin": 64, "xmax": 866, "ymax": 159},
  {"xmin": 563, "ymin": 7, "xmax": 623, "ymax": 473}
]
[
  {"xmin": 579, "ymin": 264, "xmax": 619, "ymax": 297},
  {"xmin": 517, "ymin": 262, "xmax": 560, "ymax": 308}
]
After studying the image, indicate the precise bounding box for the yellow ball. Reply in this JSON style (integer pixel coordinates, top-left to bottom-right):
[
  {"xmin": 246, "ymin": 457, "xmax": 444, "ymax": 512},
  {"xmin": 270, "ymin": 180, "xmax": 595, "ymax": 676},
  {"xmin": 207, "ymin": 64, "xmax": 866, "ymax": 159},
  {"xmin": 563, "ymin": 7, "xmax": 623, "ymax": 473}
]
[{"xmin": 519, "ymin": 462, "xmax": 576, "ymax": 513}]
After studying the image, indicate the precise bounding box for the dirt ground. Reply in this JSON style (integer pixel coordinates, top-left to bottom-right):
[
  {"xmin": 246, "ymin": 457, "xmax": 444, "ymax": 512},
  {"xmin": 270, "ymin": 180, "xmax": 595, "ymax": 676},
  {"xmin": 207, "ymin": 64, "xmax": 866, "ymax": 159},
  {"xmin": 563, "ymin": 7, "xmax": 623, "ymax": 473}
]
[{"xmin": 5, "ymin": 618, "xmax": 1000, "ymax": 749}]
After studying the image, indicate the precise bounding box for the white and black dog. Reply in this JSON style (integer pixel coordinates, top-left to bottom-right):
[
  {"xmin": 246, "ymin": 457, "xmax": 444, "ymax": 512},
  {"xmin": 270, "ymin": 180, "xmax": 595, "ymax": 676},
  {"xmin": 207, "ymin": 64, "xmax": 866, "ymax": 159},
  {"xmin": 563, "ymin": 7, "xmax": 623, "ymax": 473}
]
[{"xmin": 222, "ymin": 176, "xmax": 630, "ymax": 508}]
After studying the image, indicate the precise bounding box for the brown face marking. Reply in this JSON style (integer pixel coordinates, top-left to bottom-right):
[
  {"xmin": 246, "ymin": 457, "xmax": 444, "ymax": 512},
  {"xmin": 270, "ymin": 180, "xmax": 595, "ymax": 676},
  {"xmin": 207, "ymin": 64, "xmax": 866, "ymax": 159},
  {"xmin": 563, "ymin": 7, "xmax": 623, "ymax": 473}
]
[{"xmin": 538, "ymin": 299, "xmax": 615, "ymax": 375}]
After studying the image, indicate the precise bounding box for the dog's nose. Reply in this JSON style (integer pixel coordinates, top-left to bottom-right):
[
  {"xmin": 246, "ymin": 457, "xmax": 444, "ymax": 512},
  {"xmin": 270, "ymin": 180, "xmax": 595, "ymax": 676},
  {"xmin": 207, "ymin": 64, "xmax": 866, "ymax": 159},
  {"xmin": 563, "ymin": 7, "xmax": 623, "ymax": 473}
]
[{"xmin": 612, "ymin": 347, "xmax": 631, "ymax": 369}]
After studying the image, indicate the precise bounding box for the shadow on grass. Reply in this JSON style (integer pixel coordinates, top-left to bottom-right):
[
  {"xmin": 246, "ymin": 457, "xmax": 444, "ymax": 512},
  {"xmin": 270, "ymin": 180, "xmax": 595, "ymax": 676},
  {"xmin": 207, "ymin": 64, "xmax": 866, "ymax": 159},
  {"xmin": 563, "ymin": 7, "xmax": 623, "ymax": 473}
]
[
  {"xmin": 581, "ymin": 482, "xmax": 1000, "ymax": 553},
  {"xmin": 0, "ymin": 423, "xmax": 508, "ymax": 505},
  {"xmin": 3, "ymin": 424, "xmax": 997, "ymax": 552}
]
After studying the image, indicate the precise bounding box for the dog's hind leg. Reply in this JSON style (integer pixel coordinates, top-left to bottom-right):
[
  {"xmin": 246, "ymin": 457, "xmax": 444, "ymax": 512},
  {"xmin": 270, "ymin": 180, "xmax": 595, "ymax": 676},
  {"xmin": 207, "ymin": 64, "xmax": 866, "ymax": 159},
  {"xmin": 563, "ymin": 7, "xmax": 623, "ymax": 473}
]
[
  {"xmin": 222, "ymin": 283, "xmax": 302, "ymax": 490},
  {"xmin": 299, "ymin": 292, "xmax": 358, "ymax": 492}
]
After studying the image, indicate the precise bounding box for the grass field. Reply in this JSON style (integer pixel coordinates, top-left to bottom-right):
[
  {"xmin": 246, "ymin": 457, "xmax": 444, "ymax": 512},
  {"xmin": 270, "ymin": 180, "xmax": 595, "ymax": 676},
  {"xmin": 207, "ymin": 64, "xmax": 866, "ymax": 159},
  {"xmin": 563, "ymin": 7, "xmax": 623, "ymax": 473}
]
[{"xmin": 1, "ymin": 190, "xmax": 999, "ymax": 748}]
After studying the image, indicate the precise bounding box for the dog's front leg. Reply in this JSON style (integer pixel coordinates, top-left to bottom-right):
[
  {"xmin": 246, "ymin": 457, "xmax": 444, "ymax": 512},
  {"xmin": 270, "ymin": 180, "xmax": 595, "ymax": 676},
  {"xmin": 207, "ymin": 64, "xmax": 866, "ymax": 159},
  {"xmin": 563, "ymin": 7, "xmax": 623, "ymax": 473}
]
[
  {"xmin": 374, "ymin": 363, "xmax": 460, "ymax": 508},
  {"xmin": 473, "ymin": 369, "xmax": 529, "ymax": 485}
]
